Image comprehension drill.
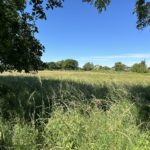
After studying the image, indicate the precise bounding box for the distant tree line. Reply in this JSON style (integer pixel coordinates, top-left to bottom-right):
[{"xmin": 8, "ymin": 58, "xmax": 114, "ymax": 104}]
[
  {"xmin": 45, "ymin": 59, "xmax": 79, "ymax": 70},
  {"xmin": 44, "ymin": 59, "xmax": 149, "ymax": 73}
]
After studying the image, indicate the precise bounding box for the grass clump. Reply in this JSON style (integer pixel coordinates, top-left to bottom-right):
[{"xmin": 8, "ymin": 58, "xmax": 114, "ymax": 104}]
[
  {"xmin": 0, "ymin": 119, "xmax": 38, "ymax": 150},
  {"xmin": 42, "ymin": 101, "xmax": 149, "ymax": 150},
  {"xmin": 12, "ymin": 123, "xmax": 38, "ymax": 150}
]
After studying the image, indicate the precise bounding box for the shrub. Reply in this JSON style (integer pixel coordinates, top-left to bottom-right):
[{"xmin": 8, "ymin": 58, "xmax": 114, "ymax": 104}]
[
  {"xmin": 114, "ymin": 62, "xmax": 126, "ymax": 71},
  {"xmin": 102, "ymin": 66, "xmax": 111, "ymax": 70},
  {"xmin": 83, "ymin": 62, "xmax": 94, "ymax": 71},
  {"xmin": 47, "ymin": 59, "xmax": 79, "ymax": 70},
  {"xmin": 61, "ymin": 59, "xmax": 79, "ymax": 70},
  {"xmin": 131, "ymin": 61, "xmax": 148, "ymax": 73},
  {"xmin": 94, "ymin": 65, "xmax": 103, "ymax": 71},
  {"xmin": 47, "ymin": 62, "xmax": 58, "ymax": 70}
]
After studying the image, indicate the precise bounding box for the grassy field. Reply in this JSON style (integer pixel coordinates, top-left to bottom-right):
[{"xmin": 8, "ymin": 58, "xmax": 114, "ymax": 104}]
[
  {"xmin": 0, "ymin": 71, "xmax": 150, "ymax": 149},
  {"xmin": 2, "ymin": 70, "xmax": 150, "ymax": 84}
]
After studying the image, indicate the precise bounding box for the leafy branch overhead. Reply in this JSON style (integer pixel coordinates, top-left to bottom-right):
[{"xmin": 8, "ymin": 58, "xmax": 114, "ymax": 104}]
[
  {"xmin": 135, "ymin": 0, "xmax": 150, "ymax": 29},
  {"xmin": 28, "ymin": 0, "xmax": 150, "ymax": 29}
]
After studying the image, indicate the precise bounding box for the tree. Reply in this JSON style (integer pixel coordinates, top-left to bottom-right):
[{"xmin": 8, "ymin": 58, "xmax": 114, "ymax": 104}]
[
  {"xmin": 114, "ymin": 62, "xmax": 126, "ymax": 71},
  {"xmin": 83, "ymin": 62, "xmax": 94, "ymax": 71},
  {"xmin": 131, "ymin": 60, "xmax": 148, "ymax": 73},
  {"xmin": 94, "ymin": 65, "xmax": 103, "ymax": 71},
  {"xmin": 55, "ymin": 60, "xmax": 64, "ymax": 70},
  {"xmin": 0, "ymin": 0, "xmax": 149, "ymax": 72},
  {"xmin": 46, "ymin": 59, "xmax": 79, "ymax": 70},
  {"xmin": 135, "ymin": 0, "xmax": 150, "ymax": 29},
  {"xmin": 26, "ymin": 0, "xmax": 150, "ymax": 29},
  {"xmin": 102, "ymin": 66, "xmax": 111, "ymax": 70},
  {"xmin": 84, "ymin": 0, "xmax": 150, "ymax": 29},
  {"xmin": 47, "ymin": 62, "xmax": 58, "ymax": 70},
  {"xmin": 0, "ymin": 0, "xmax": 44, "ymax": 72},
  {"xmin": 61, "ymin": 59, "xmax": 79, "ymax": 70}
]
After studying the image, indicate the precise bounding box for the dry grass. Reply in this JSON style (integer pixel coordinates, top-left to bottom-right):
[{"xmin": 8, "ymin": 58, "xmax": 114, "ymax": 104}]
[{"xmin": 1, "ymin": 70, "xmax": 150, "ymax": 85}]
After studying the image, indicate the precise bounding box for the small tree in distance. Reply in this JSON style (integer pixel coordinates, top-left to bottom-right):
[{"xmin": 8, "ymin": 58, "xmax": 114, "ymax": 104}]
[
  {"xmin": 62, "ymin": 59, "xmax": 79, "ymax": 70},
  {"xmin": 114, "ymin": 62, "xmax": 126, "ymax": 71},
  {"xmin": 83, "ymin": 62, "xmax": 94, "ymax": 71},
  {"xmin": 46, "ymin": 59, "xmax": 78, "ymax": 70},
  {"xmin": 131, "ymin": 60, "xmax": 148, "ymax": 73},
  {"xmin": 47, "ymin": 62, "xmax": 58, "ymax": 70},
  {"xmin": 94, "ymin": 65, "xmax": 103, "ymax": 71}
]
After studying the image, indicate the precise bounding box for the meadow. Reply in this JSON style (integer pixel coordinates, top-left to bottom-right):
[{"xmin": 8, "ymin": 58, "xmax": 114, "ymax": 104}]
[{"xmin": 0, "ymin": 71, "xmax": 150, "ymax": 149}]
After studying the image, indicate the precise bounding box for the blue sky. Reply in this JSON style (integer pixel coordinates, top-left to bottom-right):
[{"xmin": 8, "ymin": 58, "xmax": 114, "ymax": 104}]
[{"xmin": 35, "ymin": 0, "xmax": 150, "ymax": 67}]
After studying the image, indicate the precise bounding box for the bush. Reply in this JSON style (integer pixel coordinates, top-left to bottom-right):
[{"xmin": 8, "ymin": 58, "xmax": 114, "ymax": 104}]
[
  {"xmin": 131, "ymin": 61, "xmax": 148, "ymax": 73},
  {"xmin": 114, "ymin": 62, "xmax": 126, "ymax": 71},
  {"xmin": 47, "ymin": 62, "xmax": 58, "ymax": 70},
  {"xmin": 94, "ymin": 65, "xmax": 103, "ymax": 71},
  {"xmin": 61, "ymin": 59, "xmax": 79, "ymax": 70},
  {"xmin": 46, "ymin": 59, "xmax": 79, "ymax": 70},
  {"xmin": 102, "ymin": 66, "xmax": 111, "ymax": 70},
  {"xmin": 83, "ymin": 62, "xmax": 94, "ymax": 71}
]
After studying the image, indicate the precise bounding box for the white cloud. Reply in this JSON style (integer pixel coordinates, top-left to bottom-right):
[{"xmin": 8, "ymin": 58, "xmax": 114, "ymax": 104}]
[
  {"xmin": 77, "ymin": 53, "xmax": 150, "ymax": 67},
  {"xmin": 79, "ymin": 53, "xmax": 150, "ymax": 61}
]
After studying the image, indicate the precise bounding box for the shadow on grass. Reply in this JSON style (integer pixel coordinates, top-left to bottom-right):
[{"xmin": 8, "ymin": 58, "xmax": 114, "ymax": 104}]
[{"xmin": 0, "ymin": 75, "xmax": 149, "ymax": 127}]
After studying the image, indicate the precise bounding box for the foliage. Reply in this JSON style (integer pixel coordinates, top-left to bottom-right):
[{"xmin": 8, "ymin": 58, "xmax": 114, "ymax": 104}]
[
  {"xmin": 0, "ymin": 0, "xmax": 44, "ymax": 72},
  {"xmin": 134, "ymin": 133, "xmax": 150, "ymax": 150},
  {"xmin": 12, "ymin": 123, "xmax": 38, "ymax": 149},
  {"xmin": 61, "ymin": 59, "xmax": 79, "ymax": 70},
  {"xmin": 0, "ymin": 71, "xmax": 150, "ymax": 123},
  {"xmin": 44, "ymin": 60, "xmax": 150, "ymax": 73},
  {"xmin": 46, "ymin": 59, "xmax": 79, "ymax": 70},
  {"xmin": 47, "ymin": 62, "xmax": 59, "ymax": 70},
  {"xmin": 135, "ymin": 0, "xmax": 150, "ymax": 29},
  {"xmin": 102, "ymin": 66, "xmax": 111, "ymax": 70},
  {"xmin": 94, "ymin": 65, "xmax": 103, "ymax": 70},
  {"xmin": 85, "ymin": 0, "xmax": 150, "ymax": 29},
  {"xmin": 0, "ymin": 101, "xmax": 149, "ymax": 149},
  {"xmin": 0, "ymin": 71, "xmax": 150, "ymax": 148},
  {"xmin": 114, "ymin": 62, "xmax": 126, "ymax": 71},
  {"xmin": 25, "ymin": 0, "xmax": 150, "ymax": 29},
  {"xmin": 83, "ymin": 62, "xmax": 94, "ymax": 71},
  {"xmin": 43, "ymin": 101, "xmax": 150, "ymax": 150},
  {"xmin": 0, "ymin": 0, "xmax": 110, "ymax": 72},
  {"xmin": 131, "ymin": 60, "xmax": 148, "ymax": 73}
]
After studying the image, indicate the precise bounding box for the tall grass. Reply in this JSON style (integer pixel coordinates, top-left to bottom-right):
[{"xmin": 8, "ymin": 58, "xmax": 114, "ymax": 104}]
[
  {"xmin": 0, "ymin": 71, "xmax": 150, "ymax": 149},
  {"xmin": 0, "ymin": 101, "xmax": 149, "ymax": 149}
]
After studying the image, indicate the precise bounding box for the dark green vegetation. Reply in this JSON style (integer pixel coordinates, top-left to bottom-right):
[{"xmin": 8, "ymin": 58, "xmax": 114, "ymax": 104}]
[
  {"xmin": 0, "ymin": 0, "xmax": 150, "ymax": 72},
  {"xmin": 45, "ymin": 60, "xmax": 149, "ymax": 73},
  {"xmin": 83, "ymin": 62, "xmax": 94, "ymax": 71},
  {"xmin": 131, "ymin": 60, "xmax": 148, "ymax": 73},
  {"xmin": 114, "ymin": 62, "xmax": 126, "ymax": 71},
  {"xmin": 0, "ymin": 0, "xmax": 44, "ymax": 72},
  {"xmin": 46, "ymin": 59, "xmax": 78, "ymax": 70},
  {"xmin": 0, "ymin": 72, "xmax": 150, "ymax": 149}
]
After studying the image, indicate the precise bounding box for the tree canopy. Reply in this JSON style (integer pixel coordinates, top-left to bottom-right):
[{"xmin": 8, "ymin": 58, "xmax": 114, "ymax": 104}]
[
  {"xmin": 131, "ymin": 60, "xmax": 148, "ymax": 73},
  {"xmin": 0, "ymin": 0, "xmax": 44, "ymax": 72},
  {"xmin": 26, "ymin": 0, "xmax": 150, "ymax": 29},
  {"xmin": 46, "ymin": 59, "xmax": 79, "ymax": 70},
  {"xmin": 114, "ymin": 62, "xmax": 126, "ymax": 71},
  {"xmin": 0, "ymin": 0, "xmax": 149, "ymax": 72},
  {"xmin": 83, "ymin": 62, "xmax": 94, "ymax": 71}
]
